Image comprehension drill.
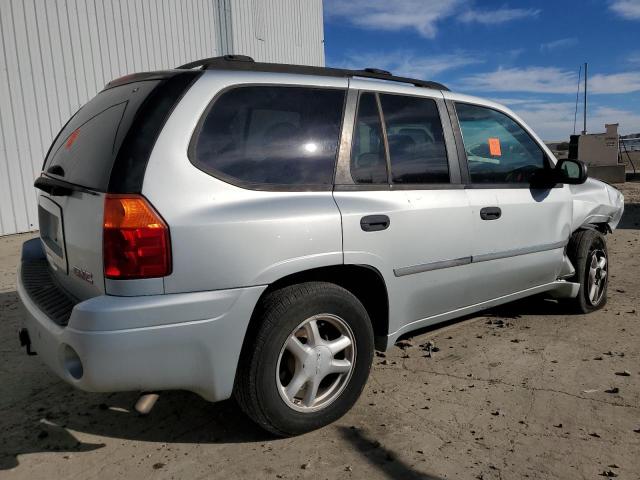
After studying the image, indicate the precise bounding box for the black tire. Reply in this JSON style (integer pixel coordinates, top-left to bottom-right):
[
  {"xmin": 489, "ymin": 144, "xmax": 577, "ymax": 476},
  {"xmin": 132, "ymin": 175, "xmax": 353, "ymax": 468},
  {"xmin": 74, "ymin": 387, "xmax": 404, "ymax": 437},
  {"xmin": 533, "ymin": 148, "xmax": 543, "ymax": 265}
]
[
  {"xmin": 234, "ymin": 282, "xmax": 374, "ymax": 436},
  {"xmin": 566, "ymin": 229, "xmax": 609, "ymax": 313}
]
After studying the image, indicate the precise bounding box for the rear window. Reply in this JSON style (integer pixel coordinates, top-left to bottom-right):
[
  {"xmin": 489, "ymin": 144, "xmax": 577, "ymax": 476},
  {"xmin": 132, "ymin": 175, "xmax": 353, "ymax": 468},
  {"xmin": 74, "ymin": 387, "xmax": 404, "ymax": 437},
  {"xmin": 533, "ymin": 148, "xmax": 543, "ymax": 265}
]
[
  {"xmin": 44, "ymin": 81, "xmax": 160, "ymax": 191},
  {"xmin": 43, "ymin": 72, "xmax": 198, "ymax": 192},
  {"xmin": 191, "ymin": 86, "xmax": 346, "ymax": 187}
]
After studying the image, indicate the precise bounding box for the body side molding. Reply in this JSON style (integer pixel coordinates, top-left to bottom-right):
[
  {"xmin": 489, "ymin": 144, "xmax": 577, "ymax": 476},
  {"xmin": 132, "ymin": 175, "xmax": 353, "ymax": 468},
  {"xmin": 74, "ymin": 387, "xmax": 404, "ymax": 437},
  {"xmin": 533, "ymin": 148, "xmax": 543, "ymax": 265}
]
[
  {"xmin": 472, "ymin": 240, "xmax": 568, "ymax": 264},
  {"xmin": 393, "ymin": 240, "xmax": 568, "ymax": 277},
  {"xmin": 394, "ymin": 257, "xmax": 471, "ymax": 277}
]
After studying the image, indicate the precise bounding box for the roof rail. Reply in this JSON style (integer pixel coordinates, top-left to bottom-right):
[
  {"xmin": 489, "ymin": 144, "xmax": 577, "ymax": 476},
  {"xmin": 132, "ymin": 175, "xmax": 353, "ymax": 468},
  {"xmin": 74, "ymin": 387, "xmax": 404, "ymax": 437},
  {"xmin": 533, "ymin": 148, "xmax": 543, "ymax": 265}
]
[
  {"xmin": 175, "ymin": 55, "xmax": 449, "ymax": 91},
  {"xmin": 176, "ymin": 54, "xmax": 255, "ymax": 70}
]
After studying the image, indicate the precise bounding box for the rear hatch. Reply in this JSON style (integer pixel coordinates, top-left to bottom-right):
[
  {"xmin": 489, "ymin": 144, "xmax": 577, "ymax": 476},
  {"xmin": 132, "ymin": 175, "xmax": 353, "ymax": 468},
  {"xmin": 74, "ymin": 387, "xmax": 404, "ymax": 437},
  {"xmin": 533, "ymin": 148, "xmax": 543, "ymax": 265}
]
[{"xmin": 36, "ymin": 71, "xmax": 200, "ymax": 300}]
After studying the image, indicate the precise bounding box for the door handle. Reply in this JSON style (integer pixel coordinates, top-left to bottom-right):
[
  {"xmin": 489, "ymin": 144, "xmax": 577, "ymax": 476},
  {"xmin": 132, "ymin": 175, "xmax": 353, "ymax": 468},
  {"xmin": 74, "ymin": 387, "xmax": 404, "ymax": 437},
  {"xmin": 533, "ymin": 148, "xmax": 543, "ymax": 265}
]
[
  {"xmin": 360, "ymin": 215, "xmax": 390, "ymax": 232},
  {"xmin": 480, "ymin": 207, "xmax": 501, "ymax": 220}
]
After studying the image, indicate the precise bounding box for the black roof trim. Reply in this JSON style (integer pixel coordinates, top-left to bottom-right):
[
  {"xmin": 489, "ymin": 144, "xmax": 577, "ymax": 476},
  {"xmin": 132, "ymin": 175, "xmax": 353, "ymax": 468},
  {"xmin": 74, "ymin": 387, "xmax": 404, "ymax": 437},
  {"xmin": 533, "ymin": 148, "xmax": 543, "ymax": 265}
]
[
  {"xmin": 104, "ymin": 71, "xmax": 182, "ymax": 89},
  {"xmin": 176, "ymin": 55, "xmax": 449, "ymax": 91},
  {"xmin": 108, "ymin": 71, "xmax": 202, "ymax": 193}
]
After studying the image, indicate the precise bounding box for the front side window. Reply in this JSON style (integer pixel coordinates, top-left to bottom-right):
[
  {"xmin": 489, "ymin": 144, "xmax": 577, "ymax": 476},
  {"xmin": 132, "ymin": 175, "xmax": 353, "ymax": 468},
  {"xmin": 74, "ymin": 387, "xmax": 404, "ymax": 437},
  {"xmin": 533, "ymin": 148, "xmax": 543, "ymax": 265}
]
[
  {"xmin": 192, "ymin": 86, "xmax": 345, "ymax": 186},
  {"xmin": 350, "ymin": 93, "xmax": 387, "ymax": 184},
  {"xmin": 379, "ymin": 94, "xmax": 449, "ymax": 184},
  {"xmin": 456, "ymin": 103, "xmax": 547, "ymax": 183}
]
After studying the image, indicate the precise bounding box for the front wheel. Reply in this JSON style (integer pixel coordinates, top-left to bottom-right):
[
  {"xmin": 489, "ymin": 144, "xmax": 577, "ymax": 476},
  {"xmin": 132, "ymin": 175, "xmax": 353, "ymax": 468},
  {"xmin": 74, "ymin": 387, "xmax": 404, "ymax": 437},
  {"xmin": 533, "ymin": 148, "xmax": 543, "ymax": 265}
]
[
  {"xmin": 566, "ymin": 229, "xmax": 609, "ymax": 313},
  {"xmin": 234, "ymin": 282, "xmax": 374, "ymax": 436}
]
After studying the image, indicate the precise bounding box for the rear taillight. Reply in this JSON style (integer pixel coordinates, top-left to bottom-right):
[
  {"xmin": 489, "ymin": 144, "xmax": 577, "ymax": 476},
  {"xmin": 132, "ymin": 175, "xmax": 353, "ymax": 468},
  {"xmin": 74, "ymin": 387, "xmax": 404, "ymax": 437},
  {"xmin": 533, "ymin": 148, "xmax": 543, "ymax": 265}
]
[{"xmin": 103, "ymin": 194, "xmax": 171, "ymax": 279}]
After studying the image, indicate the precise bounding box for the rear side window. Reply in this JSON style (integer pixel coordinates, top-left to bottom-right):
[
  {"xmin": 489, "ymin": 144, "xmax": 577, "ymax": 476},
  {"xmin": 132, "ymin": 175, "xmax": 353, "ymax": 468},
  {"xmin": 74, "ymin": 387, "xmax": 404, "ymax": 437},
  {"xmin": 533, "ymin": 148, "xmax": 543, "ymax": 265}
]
[
  {"xmin": 379, "ymin": 94, "xmax": 449, "ymax": 184},
  {"xmin": 191, "ymin": 86, "xmax": 346, "ymax": 187},
  {"xmin": 44, "ymin": 81, "xmax": 160, "ymax": 191},
  {"xmin": 455, "ymin": 103, "xmax": 547, "ymax": 183},
  {"xmin": 351, "ymin": 93, "xmax": 387, "ymax": 184}
]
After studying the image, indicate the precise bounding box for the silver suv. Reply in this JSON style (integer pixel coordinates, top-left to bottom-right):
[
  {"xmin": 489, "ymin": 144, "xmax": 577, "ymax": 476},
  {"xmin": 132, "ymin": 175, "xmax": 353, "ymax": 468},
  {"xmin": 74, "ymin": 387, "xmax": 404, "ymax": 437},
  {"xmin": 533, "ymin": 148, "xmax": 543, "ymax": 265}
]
[{"xmin": 18, "ymin": 55, "xmax": 624, "ymax": 435}]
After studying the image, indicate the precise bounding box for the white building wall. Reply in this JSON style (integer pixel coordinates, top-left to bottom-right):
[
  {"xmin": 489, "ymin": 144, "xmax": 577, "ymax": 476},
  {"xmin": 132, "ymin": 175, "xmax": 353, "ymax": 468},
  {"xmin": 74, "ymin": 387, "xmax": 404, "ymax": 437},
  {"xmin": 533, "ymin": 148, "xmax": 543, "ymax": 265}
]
[
  {"xmin": 0, "ymin": 0, "xmax": 325, "ymax": 236},
  {"xmin": 228, "ymin": 0, "xmax": 324, "ymax": 66}
]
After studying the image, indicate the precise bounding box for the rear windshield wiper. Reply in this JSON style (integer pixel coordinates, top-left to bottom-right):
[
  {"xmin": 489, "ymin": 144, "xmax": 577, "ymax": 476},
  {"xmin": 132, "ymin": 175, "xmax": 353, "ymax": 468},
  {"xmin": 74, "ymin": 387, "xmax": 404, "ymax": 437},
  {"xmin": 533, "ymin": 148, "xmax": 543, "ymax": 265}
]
[
  {"xmin": 46, "ymin": 164, "xmax": 65, "ymax": 177},
  {"xmin": 34, "ymin": 175, "xmax": 98, "ymax": 196}
]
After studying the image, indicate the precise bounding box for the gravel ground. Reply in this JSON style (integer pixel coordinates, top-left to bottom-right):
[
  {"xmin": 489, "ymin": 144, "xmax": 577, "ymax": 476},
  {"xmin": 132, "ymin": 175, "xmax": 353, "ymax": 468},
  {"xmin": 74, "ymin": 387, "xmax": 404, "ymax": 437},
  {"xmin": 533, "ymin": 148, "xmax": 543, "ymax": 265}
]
[{"xmin": 0, "ymin": 183, "xmax": 639, "ymax": 480}]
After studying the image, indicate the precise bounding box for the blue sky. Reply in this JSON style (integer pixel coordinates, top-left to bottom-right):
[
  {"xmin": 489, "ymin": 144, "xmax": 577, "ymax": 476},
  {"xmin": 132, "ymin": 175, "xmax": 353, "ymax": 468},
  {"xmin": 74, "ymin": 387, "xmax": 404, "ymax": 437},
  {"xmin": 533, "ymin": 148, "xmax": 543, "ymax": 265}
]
[{"xmin": 323, "ymin": 0, "xmax": 640, "ymax": 140}]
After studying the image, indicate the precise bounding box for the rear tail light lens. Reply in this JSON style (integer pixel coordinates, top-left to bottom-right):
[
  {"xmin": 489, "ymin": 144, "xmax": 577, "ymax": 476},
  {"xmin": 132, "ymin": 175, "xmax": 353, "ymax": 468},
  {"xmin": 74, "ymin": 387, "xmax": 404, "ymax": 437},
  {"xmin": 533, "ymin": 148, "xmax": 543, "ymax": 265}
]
[{"xmin": 103, "ymin": 194, "xmax": 171, "ymax": 279}]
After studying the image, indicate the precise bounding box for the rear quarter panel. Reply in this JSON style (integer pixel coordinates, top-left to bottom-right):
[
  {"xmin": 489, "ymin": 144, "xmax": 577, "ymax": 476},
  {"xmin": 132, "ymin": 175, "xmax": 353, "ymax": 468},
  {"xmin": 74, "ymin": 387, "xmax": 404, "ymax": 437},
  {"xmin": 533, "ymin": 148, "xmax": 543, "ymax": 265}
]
[{"xmin": 142, "ymin": 71, "xmax": 347, "ymax": 293}]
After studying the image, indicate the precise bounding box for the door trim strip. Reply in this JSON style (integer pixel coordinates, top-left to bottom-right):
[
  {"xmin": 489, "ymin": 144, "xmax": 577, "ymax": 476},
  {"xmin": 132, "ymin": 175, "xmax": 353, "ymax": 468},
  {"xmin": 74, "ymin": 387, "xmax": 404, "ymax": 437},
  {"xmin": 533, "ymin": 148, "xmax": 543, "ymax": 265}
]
[
  {"xmin": 393, "ymin": 240, "xmax": 567, "ymax": 277},
  {"xmin": 394, "ymin": 256, "xmax": 472, "ymax": 277},
  {"xmin": 472, "ymin": 240, "xmax": 568, "ymax": 263}
]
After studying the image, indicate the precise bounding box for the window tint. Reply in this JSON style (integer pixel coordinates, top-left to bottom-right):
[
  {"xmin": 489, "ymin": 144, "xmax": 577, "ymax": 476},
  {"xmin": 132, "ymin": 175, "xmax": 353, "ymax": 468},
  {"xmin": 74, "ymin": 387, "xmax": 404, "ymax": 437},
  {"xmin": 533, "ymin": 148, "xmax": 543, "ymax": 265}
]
[
  {"xmin": 380, "ymin": 94, "xmax": 449, "ymax": 184},
  {"xmin": 350, "ymin": 93, "xmax": 387, "ymax": 184},
  {"xmin": 456, "ymin": 103, "xmax": 547, "ymax": 183},
  {"xmin": 192, "ymin": 86, "xmax": 345, "ymax": 186},
  {"xmin": 44, "ymin": 80, "xmax": 161, "ymax": 191}
]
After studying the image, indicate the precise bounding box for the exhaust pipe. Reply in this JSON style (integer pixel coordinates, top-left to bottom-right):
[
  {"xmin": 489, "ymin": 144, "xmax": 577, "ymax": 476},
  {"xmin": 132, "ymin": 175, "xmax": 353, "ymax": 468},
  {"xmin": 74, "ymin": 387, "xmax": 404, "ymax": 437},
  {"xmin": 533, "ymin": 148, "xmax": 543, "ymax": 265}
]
[{"xmin": 134, "ymin": 392, "xmax": 159, "ymax": 415}]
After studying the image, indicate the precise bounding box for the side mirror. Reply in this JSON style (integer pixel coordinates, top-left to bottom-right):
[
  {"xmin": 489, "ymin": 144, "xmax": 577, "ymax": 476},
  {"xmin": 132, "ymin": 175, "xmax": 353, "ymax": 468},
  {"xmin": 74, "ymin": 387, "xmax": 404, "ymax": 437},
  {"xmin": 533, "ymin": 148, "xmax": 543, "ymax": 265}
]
[{"xmin": 555, "ymin": 159, "xmax": 588, "ymax": 184}]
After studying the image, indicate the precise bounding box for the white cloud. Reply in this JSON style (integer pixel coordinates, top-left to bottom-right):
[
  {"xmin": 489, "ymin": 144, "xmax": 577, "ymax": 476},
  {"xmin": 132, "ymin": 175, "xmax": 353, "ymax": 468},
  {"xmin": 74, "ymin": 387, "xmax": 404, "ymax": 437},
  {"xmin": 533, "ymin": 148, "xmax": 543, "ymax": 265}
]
[
  {"xmin": 460, "ymin": 66, "xmax": 577, "ymax": 93},
  {"xmin": 459, "ymin": 66, "xmax": 640, "ymax": 94},
  {"xmin": 324, "ymin": 0, "xmax": 464, "ymax": 38},
  {"xmin": 497, "ymin": 100, "xmax": 640, "ymax": 140},
  {"xmin": 458, "ymin": 7, "xmax": 540, "ymax": 24},
  {"xmin": 510, "ymin": 102, "xmax": 579, "ymax": 140},
  {"xmin": 324, "ymin": 1, "xmax": 541, "ymax": 38},
  {"xmin": 590, "ymin": 72, "xmax": 640, "ymax": 93},
  {"xmin": 333, "ymin": 50, "xmax": 483, "ymax": 79},
  {"xmin": 540, "ymin": 37, "xmax": 578, "ymax": 52},
  {"xmin": 489, "ymin": 97, "xmax": 546, "ymax": 106},
  {"xmin": 610, "ymin": 0, "xmax": 640, "ymax": 19}
]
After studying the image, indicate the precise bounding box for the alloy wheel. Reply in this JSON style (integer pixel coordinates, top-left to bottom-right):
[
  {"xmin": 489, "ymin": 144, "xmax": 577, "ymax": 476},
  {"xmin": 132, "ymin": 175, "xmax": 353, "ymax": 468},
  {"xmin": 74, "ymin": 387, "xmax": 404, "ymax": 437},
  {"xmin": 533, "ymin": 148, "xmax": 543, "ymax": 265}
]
[
  {"xmin": 587, "ymin": 249, "xmax": 607, "ymax": 306},
  {"xmin": 276, "ymin": 314, "xmax": 356, "ymax": 413}
]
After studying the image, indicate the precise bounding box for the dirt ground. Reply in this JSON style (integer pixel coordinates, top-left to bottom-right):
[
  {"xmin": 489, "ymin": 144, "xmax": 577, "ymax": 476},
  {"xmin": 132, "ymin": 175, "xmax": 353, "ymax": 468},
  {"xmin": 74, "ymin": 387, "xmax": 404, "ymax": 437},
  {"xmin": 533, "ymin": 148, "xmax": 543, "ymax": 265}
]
[{"xmin": 1, "ymin": 183, "xmax": 639, "ymax": 480}]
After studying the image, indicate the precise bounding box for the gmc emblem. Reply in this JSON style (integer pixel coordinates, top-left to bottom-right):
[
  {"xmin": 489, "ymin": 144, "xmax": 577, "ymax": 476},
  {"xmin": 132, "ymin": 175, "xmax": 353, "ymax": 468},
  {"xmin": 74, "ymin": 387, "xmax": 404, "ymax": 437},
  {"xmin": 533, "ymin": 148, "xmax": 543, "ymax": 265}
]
[{"xmin": 72, "ymin": 266, "xmax": 94, "ymax": 285}]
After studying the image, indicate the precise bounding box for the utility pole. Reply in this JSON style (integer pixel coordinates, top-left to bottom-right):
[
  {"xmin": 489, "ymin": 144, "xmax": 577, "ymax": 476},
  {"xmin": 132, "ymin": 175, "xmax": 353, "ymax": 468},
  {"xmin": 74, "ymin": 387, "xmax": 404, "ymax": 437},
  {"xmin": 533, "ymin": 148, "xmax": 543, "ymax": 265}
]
[
  {"xmin": 573, "ymin": 64, "xmax": 582, "ymax": 135},
  {"xmin": 582, "ymin": 62, "xmax": 588, "ymax": 135}
]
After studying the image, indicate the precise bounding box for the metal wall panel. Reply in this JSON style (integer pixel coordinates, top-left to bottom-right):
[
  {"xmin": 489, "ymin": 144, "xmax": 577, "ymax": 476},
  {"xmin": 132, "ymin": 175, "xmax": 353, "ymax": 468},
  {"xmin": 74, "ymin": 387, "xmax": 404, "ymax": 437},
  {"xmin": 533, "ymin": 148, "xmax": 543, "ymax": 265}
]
[
  {"xmin": 0, "ymin": 0, "xmax": 325, "ymax": 236},
  {"xmin": 229, "ymin": 0, "xmax": 324, "ymax": 66}
]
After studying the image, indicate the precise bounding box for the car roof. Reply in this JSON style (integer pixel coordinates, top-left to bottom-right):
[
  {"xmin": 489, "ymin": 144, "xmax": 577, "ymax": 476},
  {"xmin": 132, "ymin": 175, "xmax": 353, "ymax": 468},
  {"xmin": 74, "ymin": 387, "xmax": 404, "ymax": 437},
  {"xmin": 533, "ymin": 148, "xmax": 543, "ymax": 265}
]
[
  {"xmin": 443, "ymin": 90, "xmax": 516, "ymax": 114},
  {"xmin": 175, "ymin": 55, "xmax": 525, "ymax": 117},
  {"xmin": 175, "ymin": 55, "xmax": 450, "ymax": 92}
]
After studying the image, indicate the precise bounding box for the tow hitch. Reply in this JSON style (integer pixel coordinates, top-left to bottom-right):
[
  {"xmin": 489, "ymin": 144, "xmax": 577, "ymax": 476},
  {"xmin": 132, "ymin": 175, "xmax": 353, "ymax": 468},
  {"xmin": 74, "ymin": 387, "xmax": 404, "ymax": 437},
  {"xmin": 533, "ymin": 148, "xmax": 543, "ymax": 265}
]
[{"xmin": 18, "ymin": 328, "xmax": 37, "ymax": 356}]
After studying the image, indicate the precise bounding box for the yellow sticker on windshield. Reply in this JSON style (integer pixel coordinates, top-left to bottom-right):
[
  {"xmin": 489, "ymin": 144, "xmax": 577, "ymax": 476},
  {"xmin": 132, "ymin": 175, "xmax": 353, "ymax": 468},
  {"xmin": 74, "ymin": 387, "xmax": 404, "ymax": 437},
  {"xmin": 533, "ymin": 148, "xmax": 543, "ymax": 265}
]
[{"xmin": 488, "ymin": 138, "xmax": 501, "ymax": 156}]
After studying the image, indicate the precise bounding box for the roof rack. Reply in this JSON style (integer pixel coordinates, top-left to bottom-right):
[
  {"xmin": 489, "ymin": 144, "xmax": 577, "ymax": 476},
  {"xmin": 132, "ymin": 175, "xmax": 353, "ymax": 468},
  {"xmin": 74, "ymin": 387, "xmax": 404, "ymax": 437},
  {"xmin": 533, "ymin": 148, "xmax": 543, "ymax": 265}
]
[{"xmin": 176, "ymin": 55, "xmax": 449, "ymax": 91}]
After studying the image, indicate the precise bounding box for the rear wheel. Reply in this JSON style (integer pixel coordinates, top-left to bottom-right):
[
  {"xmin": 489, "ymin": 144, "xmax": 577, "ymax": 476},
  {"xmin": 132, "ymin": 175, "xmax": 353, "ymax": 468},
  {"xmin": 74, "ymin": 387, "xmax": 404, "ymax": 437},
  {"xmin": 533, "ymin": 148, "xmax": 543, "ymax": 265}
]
[
  {"xmin": 566, "ymin": 229, "xmax": 609, "ymax": 313},
  {"xmin": 235, "ymin": 282, "xmax": 374, "ymax": 436}
]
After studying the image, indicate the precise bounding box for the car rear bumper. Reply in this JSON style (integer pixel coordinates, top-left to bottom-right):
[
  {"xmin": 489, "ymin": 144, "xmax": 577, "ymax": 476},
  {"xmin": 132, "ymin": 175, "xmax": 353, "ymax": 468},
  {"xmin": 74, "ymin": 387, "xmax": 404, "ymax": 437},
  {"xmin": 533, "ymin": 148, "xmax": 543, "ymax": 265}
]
[{"xmin": 17, "ymin": 239, "xmax": 266, "ymax": 402}]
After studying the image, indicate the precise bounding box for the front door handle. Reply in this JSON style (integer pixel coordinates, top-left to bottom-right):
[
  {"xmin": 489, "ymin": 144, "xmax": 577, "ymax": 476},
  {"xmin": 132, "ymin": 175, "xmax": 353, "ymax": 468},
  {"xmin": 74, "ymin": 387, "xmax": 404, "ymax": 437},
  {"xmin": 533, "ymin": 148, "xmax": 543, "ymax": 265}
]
[
  {"xmin": 480, "ymin": 207, "xmax": 501, "ymax": 220},
  {"xmin": 360, "ymin": 215, "xmax": 390, "ymax": 232}
]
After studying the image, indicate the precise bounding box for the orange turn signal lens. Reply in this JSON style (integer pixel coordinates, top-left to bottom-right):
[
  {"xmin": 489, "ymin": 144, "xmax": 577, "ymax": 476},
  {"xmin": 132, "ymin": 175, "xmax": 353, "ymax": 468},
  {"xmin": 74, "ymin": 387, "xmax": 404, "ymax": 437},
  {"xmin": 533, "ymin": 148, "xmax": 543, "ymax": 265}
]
[{"xmin": 103, "ymin": 194, "xmax": 171, "ymax": 279}]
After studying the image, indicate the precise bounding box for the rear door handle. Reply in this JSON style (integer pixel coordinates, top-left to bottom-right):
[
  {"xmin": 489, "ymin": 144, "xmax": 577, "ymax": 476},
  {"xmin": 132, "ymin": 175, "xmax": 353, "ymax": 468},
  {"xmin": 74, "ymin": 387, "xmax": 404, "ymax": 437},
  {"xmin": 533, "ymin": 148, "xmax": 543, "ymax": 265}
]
[
  {"xmin": 480, "ymin": 207, "xmax": 501, "ymax": 220},
  {"xmin": 360, "ymin": 215, "xmax": 390, "ymax": 232}
]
